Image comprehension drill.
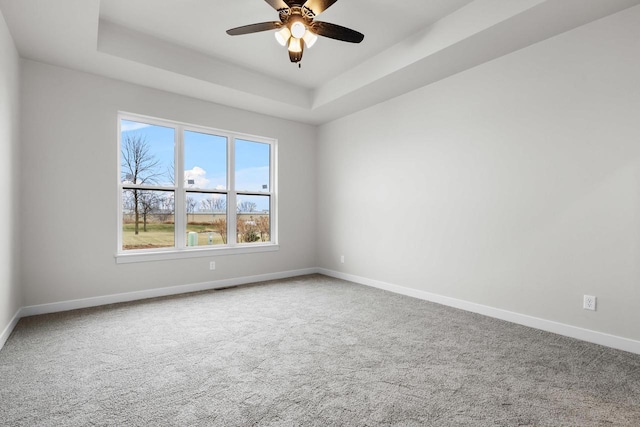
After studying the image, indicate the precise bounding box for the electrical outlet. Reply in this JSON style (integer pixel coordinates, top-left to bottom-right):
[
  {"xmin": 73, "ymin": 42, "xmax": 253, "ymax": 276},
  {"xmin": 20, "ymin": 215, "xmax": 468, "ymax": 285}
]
[
  {"xmin": 209, "ymin": 261, "xmax": 216, "ymax": 271},
  {"xmin": 583, "ymin": 295, "xmax": 596, "ymax": 311},
  {"xmin": 340, "ymin": 255, "xmax": 345, "ymax": 264}
]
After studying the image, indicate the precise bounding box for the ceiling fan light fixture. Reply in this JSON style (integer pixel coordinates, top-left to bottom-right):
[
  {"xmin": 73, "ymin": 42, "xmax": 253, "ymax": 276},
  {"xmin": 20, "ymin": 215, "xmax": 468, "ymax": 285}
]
[
  {"xmin": 288, "ymin": 37, "xmax": 302, "ymax": 53},
  {"xmin": 226, "ymin": 0, "xmax": 364, "ymax": 65},
  {"xmin": 302, "ymin": 30, "xmax": 318, "ymax": 48},
  {"xmin": 290, "ymin": 21, "xmax": 306, "ymax": 39},
  {"xmin": 275, "ymin": 26, "xmax": 291, "ymax": 46}
]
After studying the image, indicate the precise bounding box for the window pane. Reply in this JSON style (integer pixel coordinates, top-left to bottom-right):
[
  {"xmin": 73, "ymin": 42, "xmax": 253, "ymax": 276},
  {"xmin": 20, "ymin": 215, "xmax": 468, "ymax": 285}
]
[
  {"xmin": 121, "ymin": 120, "xmax": 175, "ymax": 187},
  {"xmin": 121, "ymin": 189, "xmax": 175, "ymax": 250},
  {"xmin": 185, "ymin": 131, "xmax": 227, "ymax": 190},
  {"xmin": 237, "ymin": 195, "xmax": 270, "ymax": 244},
  {"xmin": 186, "ymin": 192, "xmax": 228, "ymax": 246},
  {"xmin": 235, "ymin": 139, "xmax": 270, "ymax": 192}
]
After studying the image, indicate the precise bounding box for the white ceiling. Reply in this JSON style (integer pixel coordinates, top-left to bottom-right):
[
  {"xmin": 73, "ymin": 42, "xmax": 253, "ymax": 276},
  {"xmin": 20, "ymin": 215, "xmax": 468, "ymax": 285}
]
[
  {"xmin": 2, "ymin": 0, "xmax": 640, "ymax": 124},
  {"xmin": 99, "ymin": 0, "xmax": 474, "ymax": 89}
]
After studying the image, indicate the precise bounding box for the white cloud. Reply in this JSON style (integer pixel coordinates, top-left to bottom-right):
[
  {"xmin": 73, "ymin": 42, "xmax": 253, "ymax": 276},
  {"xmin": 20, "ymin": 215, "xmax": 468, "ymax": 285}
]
[{"xmin": 184, "ymin": 166, "xmax": 211, "ymax": 188}]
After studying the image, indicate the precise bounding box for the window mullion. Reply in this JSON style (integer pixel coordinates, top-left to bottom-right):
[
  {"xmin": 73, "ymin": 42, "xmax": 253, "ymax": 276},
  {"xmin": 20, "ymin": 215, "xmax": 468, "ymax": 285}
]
[
  {"xmin": 175, "ymin": 125, "xmax": 185, "ymax": 249},
  {"xmin": 270, "ymin": 141, "xmax": 277, "ymax": 244},
  {"xmin": 228, "ymin": 136, "xmax": 237, "ymax": 246},
  {"xmin": 117, "ymin": 119, "xmax": 123, "ymax": 253}
]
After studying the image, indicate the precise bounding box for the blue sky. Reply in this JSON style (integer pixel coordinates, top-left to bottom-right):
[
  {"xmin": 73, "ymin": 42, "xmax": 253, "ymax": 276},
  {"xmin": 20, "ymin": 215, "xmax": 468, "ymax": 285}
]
[{"xmin": 121, "ymin": 120, "xmax": 270, "ymax": 211}]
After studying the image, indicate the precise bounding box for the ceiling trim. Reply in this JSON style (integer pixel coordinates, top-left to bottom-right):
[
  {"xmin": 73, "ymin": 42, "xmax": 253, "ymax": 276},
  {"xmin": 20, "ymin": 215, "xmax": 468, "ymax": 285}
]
[{"xmin": 2, "ymin": 0, "xmax": 640, "ymax": 125}]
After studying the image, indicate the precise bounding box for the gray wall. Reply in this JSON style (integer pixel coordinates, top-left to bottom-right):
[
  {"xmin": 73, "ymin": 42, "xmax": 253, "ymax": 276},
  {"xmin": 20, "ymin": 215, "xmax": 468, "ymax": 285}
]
[
  {"xmin": 0, "ymin": 10, "xmax": 21, "ymax": 336},
  {"xmin": 317, "ymin": 6, "xmax": 640, "ymax": 341},
  {"xmin": 19, "ymin": 60, "xmax": 316, "ymax": 306}
]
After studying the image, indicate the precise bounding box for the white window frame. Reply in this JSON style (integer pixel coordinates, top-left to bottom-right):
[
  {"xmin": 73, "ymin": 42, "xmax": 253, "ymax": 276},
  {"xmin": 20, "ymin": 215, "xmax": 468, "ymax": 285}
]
[{"xmin": 116, "ymin": 112, "xmax": 278, "ymax": 264}]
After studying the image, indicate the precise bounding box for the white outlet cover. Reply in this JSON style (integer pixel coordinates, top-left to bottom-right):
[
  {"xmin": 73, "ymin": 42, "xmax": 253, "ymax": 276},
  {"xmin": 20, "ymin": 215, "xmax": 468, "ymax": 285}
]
[
  {"xmin": 583, "ymin": 295, "xmax": 596, "ymax": 311},
  {"xmin": 209, "ymin": 261, "xmax": 216, "ymax": 270}
]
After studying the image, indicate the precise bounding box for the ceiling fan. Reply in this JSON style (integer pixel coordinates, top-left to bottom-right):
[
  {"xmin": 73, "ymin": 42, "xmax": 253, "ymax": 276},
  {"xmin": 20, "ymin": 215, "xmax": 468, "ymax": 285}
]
[{"xmin": 226, "ymin": 0, "xmax": 364, "ymax": 65}]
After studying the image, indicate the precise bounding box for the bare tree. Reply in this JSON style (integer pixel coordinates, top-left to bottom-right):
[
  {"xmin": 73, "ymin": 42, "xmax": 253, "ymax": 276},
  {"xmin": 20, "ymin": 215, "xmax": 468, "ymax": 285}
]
[
  {"xmin": 213, "ymin": 197, "xmax": 226, "ymax": 211},
  {"xmin": 213, "ymin": 218, "xmax": 227, "ymax": 244},
  {"xmin": 238, "ymin": 201, "xmax": 257, "ymax": 213},
  {"xmin": 155, "ymin": 193, "xmax": 174, "ymax": 223},
  {"xmin": 121, "ymin": 134, "xmax": 162, "ymax": 235},
  {"xmin": 200, "ymin": 196, "xmax": 226, "ymax": 213},
  {"xmin": 186, "ymin": 196, "xmax": 198, "ymax": 223},
  {"xmin": 200, "ymin": 196, "xmax": 227, "ymax": 223},
  {"xmin": 122, "ymin": 190, "xmax": 135, "ymax": 223},
  {"xmin": 200, "ymin": 196, "xmax": 227, "ymax": 221},
  {"xmin": 138, "ymin": 191, "xmax": 160, "ymax": 232}
]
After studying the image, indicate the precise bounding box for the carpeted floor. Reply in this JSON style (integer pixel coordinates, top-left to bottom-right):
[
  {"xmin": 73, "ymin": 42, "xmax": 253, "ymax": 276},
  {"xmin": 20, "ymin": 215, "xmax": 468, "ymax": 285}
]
[{"xmin": 1, "ymin": 274, "xmax": 639, "ymax": 426}]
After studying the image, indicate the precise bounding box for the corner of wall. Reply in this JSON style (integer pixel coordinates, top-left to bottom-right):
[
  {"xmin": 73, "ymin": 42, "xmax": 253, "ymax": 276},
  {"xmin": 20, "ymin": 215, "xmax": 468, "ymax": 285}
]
[
  {"xmin": 311, "ymin": 124, "xmax": 320, "ymax": 268},
  {"xmin": 0, "ymin": 7, "xmax": 23, "ymax": 350}
]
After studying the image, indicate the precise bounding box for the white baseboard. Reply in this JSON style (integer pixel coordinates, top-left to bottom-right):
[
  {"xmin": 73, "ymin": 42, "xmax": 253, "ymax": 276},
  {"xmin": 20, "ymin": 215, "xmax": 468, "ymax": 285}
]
[
  {"xmin": 20, "ymin": 268, "xmax": 318, "ymax": 318},
  {"xmin": 0, "ymin": 268, "xmax": 316, "ymax": 351},
  {"xmin": 318, "ymin": 268, "xmax": 640, "ymax": 356},
  {"xmin": 0, "ymin": 309, "xmax": 21, "ymax": 351},
  {"xmin": 4, "ymin": 267, "xmax": 639, "ymax": 356}
]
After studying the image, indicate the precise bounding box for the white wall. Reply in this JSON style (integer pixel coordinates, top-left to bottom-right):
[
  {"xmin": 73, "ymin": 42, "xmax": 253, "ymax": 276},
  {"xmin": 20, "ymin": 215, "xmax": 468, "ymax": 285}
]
[
  {"xmin": 317, "ymin": 6, "xmax": 640, "ymax": 341},
  {"xmin": 0, "ymin": 10, "xmax": 21, "ymax": 337},
  {"xmin": 20, "ymin": 60, "xmax": 316, "ymax": 306}
]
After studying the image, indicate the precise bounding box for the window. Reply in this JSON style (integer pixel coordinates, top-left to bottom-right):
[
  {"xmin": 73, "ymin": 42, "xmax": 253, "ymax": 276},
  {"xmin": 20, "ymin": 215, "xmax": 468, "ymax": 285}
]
[{"xmin": 117, "ymin": 113, "xmax": 277, "ymax": 262}]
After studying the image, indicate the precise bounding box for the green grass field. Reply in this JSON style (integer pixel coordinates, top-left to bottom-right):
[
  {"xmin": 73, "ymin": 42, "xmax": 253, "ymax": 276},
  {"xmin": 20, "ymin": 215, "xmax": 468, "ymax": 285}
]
[
  {"xmin": 122, "ymin": 223, "xmax": 226, "ymax": 249},
  {"xmin": 122, "ymin": 223, "xmax": 267, "ymax": 250}
]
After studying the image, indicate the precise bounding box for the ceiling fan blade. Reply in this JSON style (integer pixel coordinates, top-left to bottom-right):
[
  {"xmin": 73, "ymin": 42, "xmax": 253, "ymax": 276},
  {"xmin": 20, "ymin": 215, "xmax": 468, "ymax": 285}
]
[
  {"xmin": 302, "ymin": 0, "xmax": 339, "ymax": 16},
  {"xmin": 226, "ymin": 22, "xmax": 282, "ymax": 36},
  {"xmin": 264, "ymin": 0, "xmax": 290, "ymax": 11},
  {"xmin": 310, "ymin": 21, "xmax": 364, "ymax": 43}
]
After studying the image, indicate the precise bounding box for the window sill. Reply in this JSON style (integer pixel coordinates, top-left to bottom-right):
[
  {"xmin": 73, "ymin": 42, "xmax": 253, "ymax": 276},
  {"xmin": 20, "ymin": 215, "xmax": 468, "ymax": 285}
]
[{"xmin": 115, "ymin": 244, "xmax": 279, "ymax": 264}]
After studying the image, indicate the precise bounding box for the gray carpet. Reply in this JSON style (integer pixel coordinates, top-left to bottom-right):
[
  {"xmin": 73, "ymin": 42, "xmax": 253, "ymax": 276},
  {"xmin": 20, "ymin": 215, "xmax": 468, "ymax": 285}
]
[{"xmin": 1, "ymin": 274, "xmax": 639, "ymax": 426}]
